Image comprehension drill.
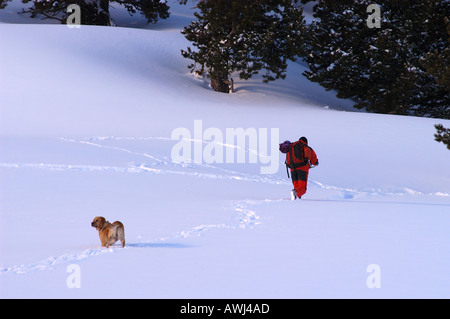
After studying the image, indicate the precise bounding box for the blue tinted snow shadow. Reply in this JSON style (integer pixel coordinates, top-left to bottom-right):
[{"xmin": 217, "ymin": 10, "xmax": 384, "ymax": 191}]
[
  {"xmin": 127, "ymin": 242, "xmax": 192, "ymax": 249},
  {"xmin": 303, "ymin": 198, "xmax": 450, "ymax": 207}
]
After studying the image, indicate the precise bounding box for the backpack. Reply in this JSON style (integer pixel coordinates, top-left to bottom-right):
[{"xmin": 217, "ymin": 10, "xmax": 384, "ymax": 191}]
[
  {"xmin": 279, "ymin": 140, "xmax": 291, "ymax": 154},
  {"xmin": 286, "ymin": 141, "xmax": 309, "ymax": 170}
]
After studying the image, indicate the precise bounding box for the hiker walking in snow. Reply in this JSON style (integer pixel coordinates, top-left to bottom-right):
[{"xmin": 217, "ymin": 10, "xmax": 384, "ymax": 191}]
[{"xmin": 279, "ymin": 137, "xmax": 319, "ymax": 200}]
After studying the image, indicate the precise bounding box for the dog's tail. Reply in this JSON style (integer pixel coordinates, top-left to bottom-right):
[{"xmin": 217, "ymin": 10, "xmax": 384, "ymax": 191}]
[
  {"xmin": 112, "ymin": 221, "xmax": 125, "ymax": 247},
  {"xmin": 118, "ymin": 227, "xmax": 125, "ymax": 248}
]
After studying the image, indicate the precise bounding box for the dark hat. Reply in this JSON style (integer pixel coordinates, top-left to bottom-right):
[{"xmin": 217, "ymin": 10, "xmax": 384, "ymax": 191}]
[{"xmin": 299, "ymin": 137, "xmax": 308, "ymax": 144}]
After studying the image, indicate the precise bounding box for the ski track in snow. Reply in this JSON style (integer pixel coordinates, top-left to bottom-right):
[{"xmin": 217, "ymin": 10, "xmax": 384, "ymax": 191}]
[
  {"xmin": 0, "ymin": 247, "xmax": 120, "ymax": 275},
  {"xmin": 0, "ymin": 203, "xmax": 261, "ymax": 275},
  {"xmin": 0, "ymin": 136, "xmax": 269, "ymax": 275},
  {"xmin": 1, "ymin": 136, "xmax": 449, "ymax": 275},
  {"xmin": 4, "ymin": 135, "xmax": 448, "ymax": 197},
  {"xmin": 0, "ymin": 199, "xmax": 263, "ymax": 275}
]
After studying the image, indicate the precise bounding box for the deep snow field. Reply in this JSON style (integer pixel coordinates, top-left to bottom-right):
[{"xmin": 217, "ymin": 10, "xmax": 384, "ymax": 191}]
[{"xmin": 1, "ymin": 2, "xmax": 449, "ymax": 299}]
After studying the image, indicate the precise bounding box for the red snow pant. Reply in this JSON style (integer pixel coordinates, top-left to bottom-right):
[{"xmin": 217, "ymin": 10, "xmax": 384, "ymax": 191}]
[{"xmin": 291, "ymin": 167, "xmax": 309, "ymax": 198}]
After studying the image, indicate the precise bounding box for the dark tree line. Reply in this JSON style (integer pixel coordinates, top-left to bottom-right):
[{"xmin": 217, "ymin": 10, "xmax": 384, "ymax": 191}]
[
  {"xmin": 181, "ymin": 0, "xmax": 449, "ymax": 121},
  {"xmin": 302, "ymin": 0, "xmax": 449, "ymax": 119},
  {"xmin": 1, "ymin": 0, "xmax": 169, "ymax": 25}
]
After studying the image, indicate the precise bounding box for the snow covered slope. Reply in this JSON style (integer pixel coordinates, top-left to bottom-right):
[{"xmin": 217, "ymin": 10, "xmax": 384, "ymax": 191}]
[{"xmin": 1, "ymin": 3, "xmax": 449, "ymax": 298}]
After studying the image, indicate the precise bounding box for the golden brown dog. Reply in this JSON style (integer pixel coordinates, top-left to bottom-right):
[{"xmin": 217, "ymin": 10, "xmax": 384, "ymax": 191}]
[{"xmin": 91, "ymin": 216, "xmax": 126, "ymax": 248}]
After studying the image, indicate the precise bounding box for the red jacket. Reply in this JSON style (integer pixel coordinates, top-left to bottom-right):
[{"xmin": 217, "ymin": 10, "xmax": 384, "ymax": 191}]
[{"xmin": 286, "ymin": 140, "xmax": 318, "ymax": 172}]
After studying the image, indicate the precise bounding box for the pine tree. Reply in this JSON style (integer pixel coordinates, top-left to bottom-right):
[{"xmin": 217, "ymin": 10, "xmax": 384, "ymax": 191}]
[
  {"xmin": 303, "ymin": 0, "xmax": 450, "ymax": 119},
  {"xmin": 181, "ymin": 0, "xmax": 306, "ymax": 93},
  {"xmin": 434, "ymin": 124, "xmax": 450, "ymax": 150},
  {"xmin": 118, "ymin": 0, "xmax": 170, "ymax": 24},
  {"xmin": 0, "ymin": 0, "xmax": 11, "ymax": 10},
  {"xmin": 421, "ymin": 18, "xmax": 450, "ymax": 92},
  {"xmin": 423, "ymin": 18, "xmax": 450, "ymax": 149}
]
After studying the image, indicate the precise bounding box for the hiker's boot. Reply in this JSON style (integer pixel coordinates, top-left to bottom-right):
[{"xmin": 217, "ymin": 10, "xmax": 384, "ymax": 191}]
[{"xmin": 291, "ymin": 189, "xmax": 298, "ymax": 200}]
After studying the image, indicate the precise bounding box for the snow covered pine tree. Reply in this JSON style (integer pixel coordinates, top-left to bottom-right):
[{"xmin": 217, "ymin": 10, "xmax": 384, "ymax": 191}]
[
  {"xmin": 303, "ymin": 0, "xmax": 450, "ymax": 119},
  {"xmin": 181, "ymin": 0, "xmax": 306, "ymax": 93}
]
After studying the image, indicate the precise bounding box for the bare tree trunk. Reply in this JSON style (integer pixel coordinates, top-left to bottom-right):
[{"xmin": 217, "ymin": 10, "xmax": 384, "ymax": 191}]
[
  {"xmin": 97, "ymin": 0, "xmax": 113, "ymax": 26},
  {"xmin": 210, "ymin": 72, "xmax": 230, "ymax": 93}
]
